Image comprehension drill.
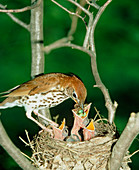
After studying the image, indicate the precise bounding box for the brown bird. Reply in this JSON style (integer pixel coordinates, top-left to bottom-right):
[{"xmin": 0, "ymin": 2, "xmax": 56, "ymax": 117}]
[{"xmin": 0, "ymin": 73, "xmax": 87, "ymax": 130}]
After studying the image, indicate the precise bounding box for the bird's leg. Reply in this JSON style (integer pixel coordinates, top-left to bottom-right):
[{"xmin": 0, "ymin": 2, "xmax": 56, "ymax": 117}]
[
  {"xmin": 26, "ymin": 111, "xmax": 53, "ymax": 134},
  {"xmin": 33, "ymin": 111, "xmax": 59, "ymax": 127}
]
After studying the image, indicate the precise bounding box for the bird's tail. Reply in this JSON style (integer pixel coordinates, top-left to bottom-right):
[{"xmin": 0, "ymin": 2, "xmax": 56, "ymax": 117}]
[
  {"xmin": 0, "ymin": 85, "xmax": 20, "ymax": 96},
  {"xmin": 0, "ymin": 97, "xmax": 19, "ymax": 109}
]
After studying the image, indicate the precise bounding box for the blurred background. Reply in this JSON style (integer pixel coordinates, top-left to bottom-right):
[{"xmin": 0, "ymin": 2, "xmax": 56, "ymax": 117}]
[{"xmin": 0, "ymin": 0, "xmax": 138, "ymax": 169}]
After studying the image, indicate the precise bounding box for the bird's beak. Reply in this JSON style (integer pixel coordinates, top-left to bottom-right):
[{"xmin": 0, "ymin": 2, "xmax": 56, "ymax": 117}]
[
  {"xmin": 78, "ymin": 101, "xmax": 84, "ymax": 110},
  {"xmin": 73, "ymin": 98, "xmax": 84, "ymax": 110},
  {"xmin": 80, "ymin": 103, "xmax": 84, "ymax": 110}
]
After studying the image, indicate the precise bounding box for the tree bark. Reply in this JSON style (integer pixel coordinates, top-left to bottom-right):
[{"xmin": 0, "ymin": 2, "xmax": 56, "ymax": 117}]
[{"xmin": 30, "ymin": 0, "xmax": 51, "ymax": 123}]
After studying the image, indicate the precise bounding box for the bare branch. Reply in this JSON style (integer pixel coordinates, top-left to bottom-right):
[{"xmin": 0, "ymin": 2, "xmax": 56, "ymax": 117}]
[
  {"xmin": 44, "ymin": 42, "xmax": 117, "ymax": 126},
  {"xmin": 0, "ymin": 4, "xmax": 30, "ymax": 31},
  {"xmin": 46, "ymin": 0, "xmax": 117, "ymax": 124},
  {"xmin": 43, "ymin": 41, "xmax": 92, "ymax": 56},
  {"xmin": 88, "ymin": 0, "xmax": 118, "ymax": 124},
  {"xmin": 85, "ymin": 0, "xmax": 100, "ymax": 9},
  {"xmin": 68, "ymin": 0, "xmax": 87, "ymax": 37},
  {"xmin": 109, "ymin": 112, "xmax": 139, "ymax": 170},
  {"xmin": 83, "ymin": 0, "xmax": 111, "ymax": 48},
  {"xmin": 0, "ymin": 0, "xmax": 42, "ymax": 13},
  {"xmin": 0, "ymin": 119, "xmax": 36, "ymax": 169},
  {"xmin": 92, "ymin": 68, "xmax": 118, "ymax": 124},
  {"xmin": 71, "ymin": 0, "xmax": 117, "ymax": 124},
  {"xmin": 90, "ymin": 0, "xmax": 112, "ymax": 52},
  {"xmin": 51, "ymin": 0, "xmax": 87, "ymax": 23},
  {"xmin": 67, "ymin": 0, "xmax": 91, "ymax": 16},
  {"xmin": 43, "ymin": 37, "xmax": 73, "ymax": 54},
  {"xmin": 7, "ymin": 13, "xmax": 30, "ymax": 31},
  {"xmin": 52, "ymin": 0, "xmax": 91, "ymax": 16},
  {"xmin": 83, "ymin": 14, "xmax": 93, "ymax": 48},
  {"xmin": 52, "ymin": 0, "xmax": 93, "ymax": 48}
]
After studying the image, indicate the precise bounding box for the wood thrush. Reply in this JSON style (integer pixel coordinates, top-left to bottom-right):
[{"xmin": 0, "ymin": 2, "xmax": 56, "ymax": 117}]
[{"xmin": 0, "ymin": 73, "xmax": 87, "ymax": 130}]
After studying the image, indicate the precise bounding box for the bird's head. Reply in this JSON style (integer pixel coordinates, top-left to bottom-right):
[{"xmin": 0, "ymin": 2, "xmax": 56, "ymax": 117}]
[{"xmin": 65, "ymin": 75, "xmax": 87, "ymax": 109}]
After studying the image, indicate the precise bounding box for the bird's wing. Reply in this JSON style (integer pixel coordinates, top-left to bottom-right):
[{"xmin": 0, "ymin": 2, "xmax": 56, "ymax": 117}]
[
  {"xmin": 2, "ymin": 74, "xmax": 60, "ymax": 97},
  {"xmin": 0, "ymin": 85, "xmax": 20, "ymax": 95}
]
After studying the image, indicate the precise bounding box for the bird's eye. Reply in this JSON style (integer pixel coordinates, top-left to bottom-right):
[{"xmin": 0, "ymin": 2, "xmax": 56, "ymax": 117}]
[{"xmin": 72, "ymin": 91, "xmax": 77, "ymax": 99}]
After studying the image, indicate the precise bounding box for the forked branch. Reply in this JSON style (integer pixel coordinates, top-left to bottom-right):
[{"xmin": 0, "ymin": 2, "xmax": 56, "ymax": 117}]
[
  {"xmin": 89, "ymin": 0, "xmax": 118, "ymax": 124},
  {"xmin": 46, "ymin": 0, "xmax": 117, "ymax": 124},
  {"xmin": 0, "ymin": 4, "xmax": 30, "ymax": 31}
]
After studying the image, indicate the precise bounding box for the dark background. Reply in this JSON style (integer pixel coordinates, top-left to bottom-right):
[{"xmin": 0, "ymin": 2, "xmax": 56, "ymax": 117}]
[{"xmin": 0, "ymin": 0, "xmax": 138, "ymax": 169}]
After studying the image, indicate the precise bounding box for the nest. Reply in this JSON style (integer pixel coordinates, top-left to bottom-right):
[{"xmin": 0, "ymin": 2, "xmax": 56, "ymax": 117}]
[{"xmin": 28, "ymin": 119, "xmax": 131, "ymax": 170}]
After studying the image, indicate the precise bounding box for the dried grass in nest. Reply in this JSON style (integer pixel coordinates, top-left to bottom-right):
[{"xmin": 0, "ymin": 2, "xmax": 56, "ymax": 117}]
[{"xmin": 28, "ymin": 118, "xmax": 131, "ymax": 170}]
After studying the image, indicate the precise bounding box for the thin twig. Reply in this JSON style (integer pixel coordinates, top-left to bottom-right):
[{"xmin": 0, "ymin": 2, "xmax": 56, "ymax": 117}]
[
  {"xmin": 109, "ymin": 112, "xmax": 139, "ymax": 170},
  {"xmin": 0, "ymin": 0, "xmax": 42, "ymax": 13},
  {"xmin": 122, "ymin": 149, "xmax": 139, "ymax": 162},
  {"xmin": 89, "ymin": 0, "xmax": 118, "ymax": 124},
  {"xmin": 20, "ymin": 151, "xmax": 34, "ymax": 162},
  {"xmin": 19, "ymin": 136, "xmax": 30, "ymax": 146},
  {"xmin": 51, "ymin": 0, "xmax": 87, "ymax": 23},
  {"xmin": 90, "ymin": 0, "xmax": 112, "ymax": 52},
  {"xmin": 68, "ymin": 0, "xmax": 87, "ymax": 37},
  {"xmin": 127, "ymin": 149, "xmax": 139, "ymax": 159},
  {"xmin": 0, "ymin": 4, "xmax": 30, "ymax": 31},
  {"xmin": 67, "ymin": 0, "xmax": 91, "ymax": 16},
  {"xmin": 51, "ymin": 0, "xmax": 92, "ymax": 48},
  {"xmin": 46, "ymin": 0, "xmax": 117, "ymax": 124},
  {"xmin": 7, "ymin": 13, "xmax": 30, "ymax": 31},
  {"xmin": 85, "ymin": 0, "xmax": 100, "ymax": 9},
  {"xmin": 43, "ymin": 37, "xmax": 73, "ymax": 54},
  {"xmin": 93, "ymin": 107, "xmax": 102, "ymax": 121},
  {"xmin": 25, "ymin": 130, "xmax": 35, "ymax": 151},
  {"xmin": 90, "ymin": 47, "xmax": 118, "ymax": 124}
]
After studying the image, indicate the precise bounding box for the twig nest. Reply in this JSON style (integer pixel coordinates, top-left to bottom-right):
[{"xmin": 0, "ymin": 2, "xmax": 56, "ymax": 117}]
[{"xmin": 30, "ymin": 119, "xmax": 131, "ymax": 169}]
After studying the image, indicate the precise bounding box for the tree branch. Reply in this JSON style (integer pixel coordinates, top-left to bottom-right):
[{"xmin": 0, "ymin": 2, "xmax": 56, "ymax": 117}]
[
  {"xmin": 0, "ymin": 0, "xmax": 42, "ymax": 13},
  {"xmin": 83, "ymin": 13, "xmax": 93, "ymax": 48},
  {"xmin": 109, "ymin": 112, "xmax": 139, "ymax": 170},
  {"xmin": 30, "ymin": 0, "xmax": 44, "ymax": 77},
  {"xmin": 90, "ymin": 0, "xmax": 112, "ymax": 53},
  {"xmin": 85, "ymin": 0, "xmax": 100, "ymax": 9},
  {"xmin": 46, "ymin": 0, "xmax": 117, "ymax": 124},
  {"xmin": 43, "ymin": 37, "xmax": 73, "ymax": 54},
  {"xmin": 0, "ymin": 4, "xmax": 30, "ymax": 31},
  {"xmin": 68, "ymin": 0, "xmax": 87, "ymax": 37},
  {"xmin": 31, "ymin": 0, "xmax": 51, "ymax": 121},
  {"xmin": 89, "ymin": 0, "xmax": 118, "ymax": 124},
  {"xmin": 8, "ymin": 13, "xmax": 30, "ymax": 31},
  {"xmin": 30, "ymin": 0, "xmax": 51, "ymax": 124},
  {"xmin": 51, "ymin": 0, "xmax": 87, "ymax": 25},
  {"xmin": 67, "ymin": 0, "xmax": 91, "ymax": 16},
  {"xmin": 0, "ymin": 119, "xmax": 36, "ymax": 170}
]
